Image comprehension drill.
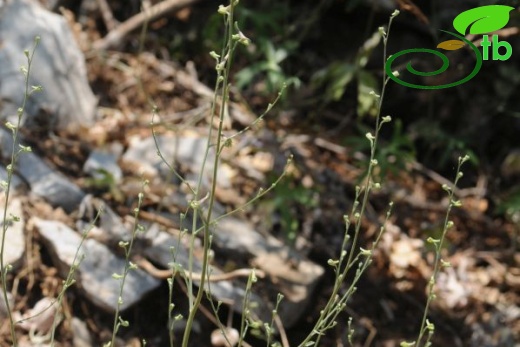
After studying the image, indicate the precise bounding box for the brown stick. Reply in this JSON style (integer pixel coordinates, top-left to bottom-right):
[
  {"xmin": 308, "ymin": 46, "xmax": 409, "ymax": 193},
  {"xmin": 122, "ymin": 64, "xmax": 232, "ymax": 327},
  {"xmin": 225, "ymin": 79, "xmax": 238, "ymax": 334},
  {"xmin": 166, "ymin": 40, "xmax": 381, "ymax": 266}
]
[
  {"xmin": 96, "ymin": 0, "xmax": 118, "ymax": 31},
  {"xmin": 136, "ymin": 256, "xmax": 265, "ymax": 282},
  {"xmin": 92, "ymin": 0, "xmax": 202, "ymax": 51}
]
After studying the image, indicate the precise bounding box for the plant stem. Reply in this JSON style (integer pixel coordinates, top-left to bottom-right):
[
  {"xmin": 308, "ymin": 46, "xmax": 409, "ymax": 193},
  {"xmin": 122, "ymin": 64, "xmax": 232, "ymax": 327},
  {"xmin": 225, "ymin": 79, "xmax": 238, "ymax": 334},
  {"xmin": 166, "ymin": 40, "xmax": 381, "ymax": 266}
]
[{"xmin": 0, "ymin": 36, "xmax": 40, "ymax": 347}]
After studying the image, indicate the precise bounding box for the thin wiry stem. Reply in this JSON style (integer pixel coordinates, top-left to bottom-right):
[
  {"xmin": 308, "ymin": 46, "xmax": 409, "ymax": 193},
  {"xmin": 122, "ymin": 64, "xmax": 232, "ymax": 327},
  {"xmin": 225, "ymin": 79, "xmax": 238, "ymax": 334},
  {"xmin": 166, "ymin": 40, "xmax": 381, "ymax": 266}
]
[
  {"xmin": 1, "ymin": 36, "xmax": 41, "ymax": 347},
  {"xmin": 415, "ymin": 156, "xmax": 468, "ymax": 347},
  {"xmin": 298, "ymin": 11, "xmax": 399, "ymax": 347},
  {"xmin": 181, "ymin": 2, "xmax": 238, "ymax": 345}
]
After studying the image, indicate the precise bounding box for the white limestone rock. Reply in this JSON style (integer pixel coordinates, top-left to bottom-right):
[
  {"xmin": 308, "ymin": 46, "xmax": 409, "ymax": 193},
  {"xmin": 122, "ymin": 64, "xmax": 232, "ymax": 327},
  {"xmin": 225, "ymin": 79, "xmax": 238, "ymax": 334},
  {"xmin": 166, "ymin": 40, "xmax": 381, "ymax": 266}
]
[{"xmin": 0, "ymin": 0, "xmax": 97, "ymax": 131}]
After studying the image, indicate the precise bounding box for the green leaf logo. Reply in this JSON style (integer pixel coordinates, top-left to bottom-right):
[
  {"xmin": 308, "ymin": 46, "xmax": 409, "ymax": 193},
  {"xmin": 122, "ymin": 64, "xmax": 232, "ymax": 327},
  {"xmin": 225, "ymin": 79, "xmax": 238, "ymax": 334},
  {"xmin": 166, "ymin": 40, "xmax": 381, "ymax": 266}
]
[
  {"xmin": 453, "ymin": 5, "xmax": 514, "ymax": 35},
  {"xmin": 437, "ymin": 39, "xmax": 465, "ymax": 51}
]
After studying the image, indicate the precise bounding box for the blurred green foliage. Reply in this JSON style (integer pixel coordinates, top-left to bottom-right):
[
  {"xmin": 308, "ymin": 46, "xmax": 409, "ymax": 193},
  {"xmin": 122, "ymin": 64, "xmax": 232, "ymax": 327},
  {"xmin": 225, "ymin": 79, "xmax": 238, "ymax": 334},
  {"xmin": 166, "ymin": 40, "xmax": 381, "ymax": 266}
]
[
  {"xmin": 203, "ymin": 2, "xmax": 301, "ymax": 96},
  {"xmin": 311, "ymin": 30, "xmax": 381, "ymax": 117},
  {"xmin": 495, "ymin": 178, "xmax": 520, "ymax": 223},
  {"xmin": 346, "ymin": 119, "xmax": 416, "ymax": 180},
  {"xmin": 84, "ymin": 168, "xmax": 123, "ymax": 202},
  {"xmin": 410, "ymin": 119, "xmax": 479, "ymax": 168},
  {"xmin": 259, "ymin": 173, "xmax": 319, "ymax": 245},
  {"xmin": 165, "ymin": 0, "xmax": 520, "ymax": 220}
]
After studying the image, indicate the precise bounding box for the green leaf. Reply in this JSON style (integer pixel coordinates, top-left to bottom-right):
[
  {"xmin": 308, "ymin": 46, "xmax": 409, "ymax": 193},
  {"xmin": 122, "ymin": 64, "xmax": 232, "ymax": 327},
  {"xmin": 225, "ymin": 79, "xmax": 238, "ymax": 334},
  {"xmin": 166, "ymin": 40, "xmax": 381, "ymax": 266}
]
[
  {"xmin": 311, "ymin": 62, "xmax": 356, "ymax": 102},
  {"xmin": 501, "ymin": 149, "xmax": 520, "ymax": 177},
  {"xmin": 495, "ymin": 186, "xmax": 520, "ymax": 217},
  {"xmin": 453, "ymin": 5, "xmax": 514, "ymax": 35},
  {"xmin": 357, "ymin": 70, "xmax": 379, "ymax": 117},
  {"xmin": 355, "ymin": 30, "xmax": 381, "ymax": 68}
]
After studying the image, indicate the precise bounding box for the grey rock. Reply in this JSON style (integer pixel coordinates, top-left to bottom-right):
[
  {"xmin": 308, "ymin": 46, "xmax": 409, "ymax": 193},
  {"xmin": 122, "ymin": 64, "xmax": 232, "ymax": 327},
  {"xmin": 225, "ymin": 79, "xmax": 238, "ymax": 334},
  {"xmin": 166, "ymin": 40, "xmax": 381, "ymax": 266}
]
[
  {"xmin": 0, "ymin": 291, "xmax": 13, "ymax": 319},
  {"xmin": 0, "ymin": 197, "xmax": 25, "ymax": 270},
  {"xmin": 122, "ymin": 135, "xmax": 231, "ymax": 189},
  {"xmin": 83, "ymin": 144, "xmax": 123, "ymax": 182},
  {"xmin": 76, "ymin": 194, "xmax": 132, "ymax": 245},
  {"xmin": 142, "ymin": 226, "xmax": 273, "ymax": 322},
  {"xmin": 0, "ymin": 166, "xmax": 24, "ymax": 191},
  {"xmin": 16, "ymin": 296, "xmax": 58, "ymax": 335},
  {"xmin": 0, "ymin": 128, "xmax": 84, "ymax": 212},
  {"xmin": 0, "ymin": 0, "xmax": 97, "ymax": 131},
  {"xmin": 71, "ymin": 317, "xmax": 93, "ymax": 347},
  {"xmin": 35, "ymin": 218, "xmax": 161, "ymax": 312},
  {"xmin": 213, "ymin": 217, "xmax": 325, "ymax": 328}
]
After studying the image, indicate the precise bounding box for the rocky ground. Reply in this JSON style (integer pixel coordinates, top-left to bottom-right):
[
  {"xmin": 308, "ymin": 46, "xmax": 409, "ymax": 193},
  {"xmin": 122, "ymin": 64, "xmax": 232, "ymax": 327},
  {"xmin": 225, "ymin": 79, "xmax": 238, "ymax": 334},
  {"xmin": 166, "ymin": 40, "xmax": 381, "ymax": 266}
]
[{"xmin": 0, "ymin": 1, "xmax": 519, "ymax": 346}]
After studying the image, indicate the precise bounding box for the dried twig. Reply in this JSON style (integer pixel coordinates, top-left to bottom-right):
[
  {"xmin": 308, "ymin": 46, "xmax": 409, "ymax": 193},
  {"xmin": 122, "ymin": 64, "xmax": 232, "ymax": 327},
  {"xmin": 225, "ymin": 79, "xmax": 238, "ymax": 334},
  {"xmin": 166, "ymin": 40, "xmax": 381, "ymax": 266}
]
[
  {"xmin": 136, "ymin": 256, "xmax": 265, "ymax": 282},
  {"xmin": 96, "ymin": 0, "xmax": 118, "ymax": 31},
  {"xmin": 92, "ymin": 0, "xmax": 202, "ymax": 51},
  {"xmin": 274, "ymin": 314, "xmax": 290, "ymax": 347}
]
